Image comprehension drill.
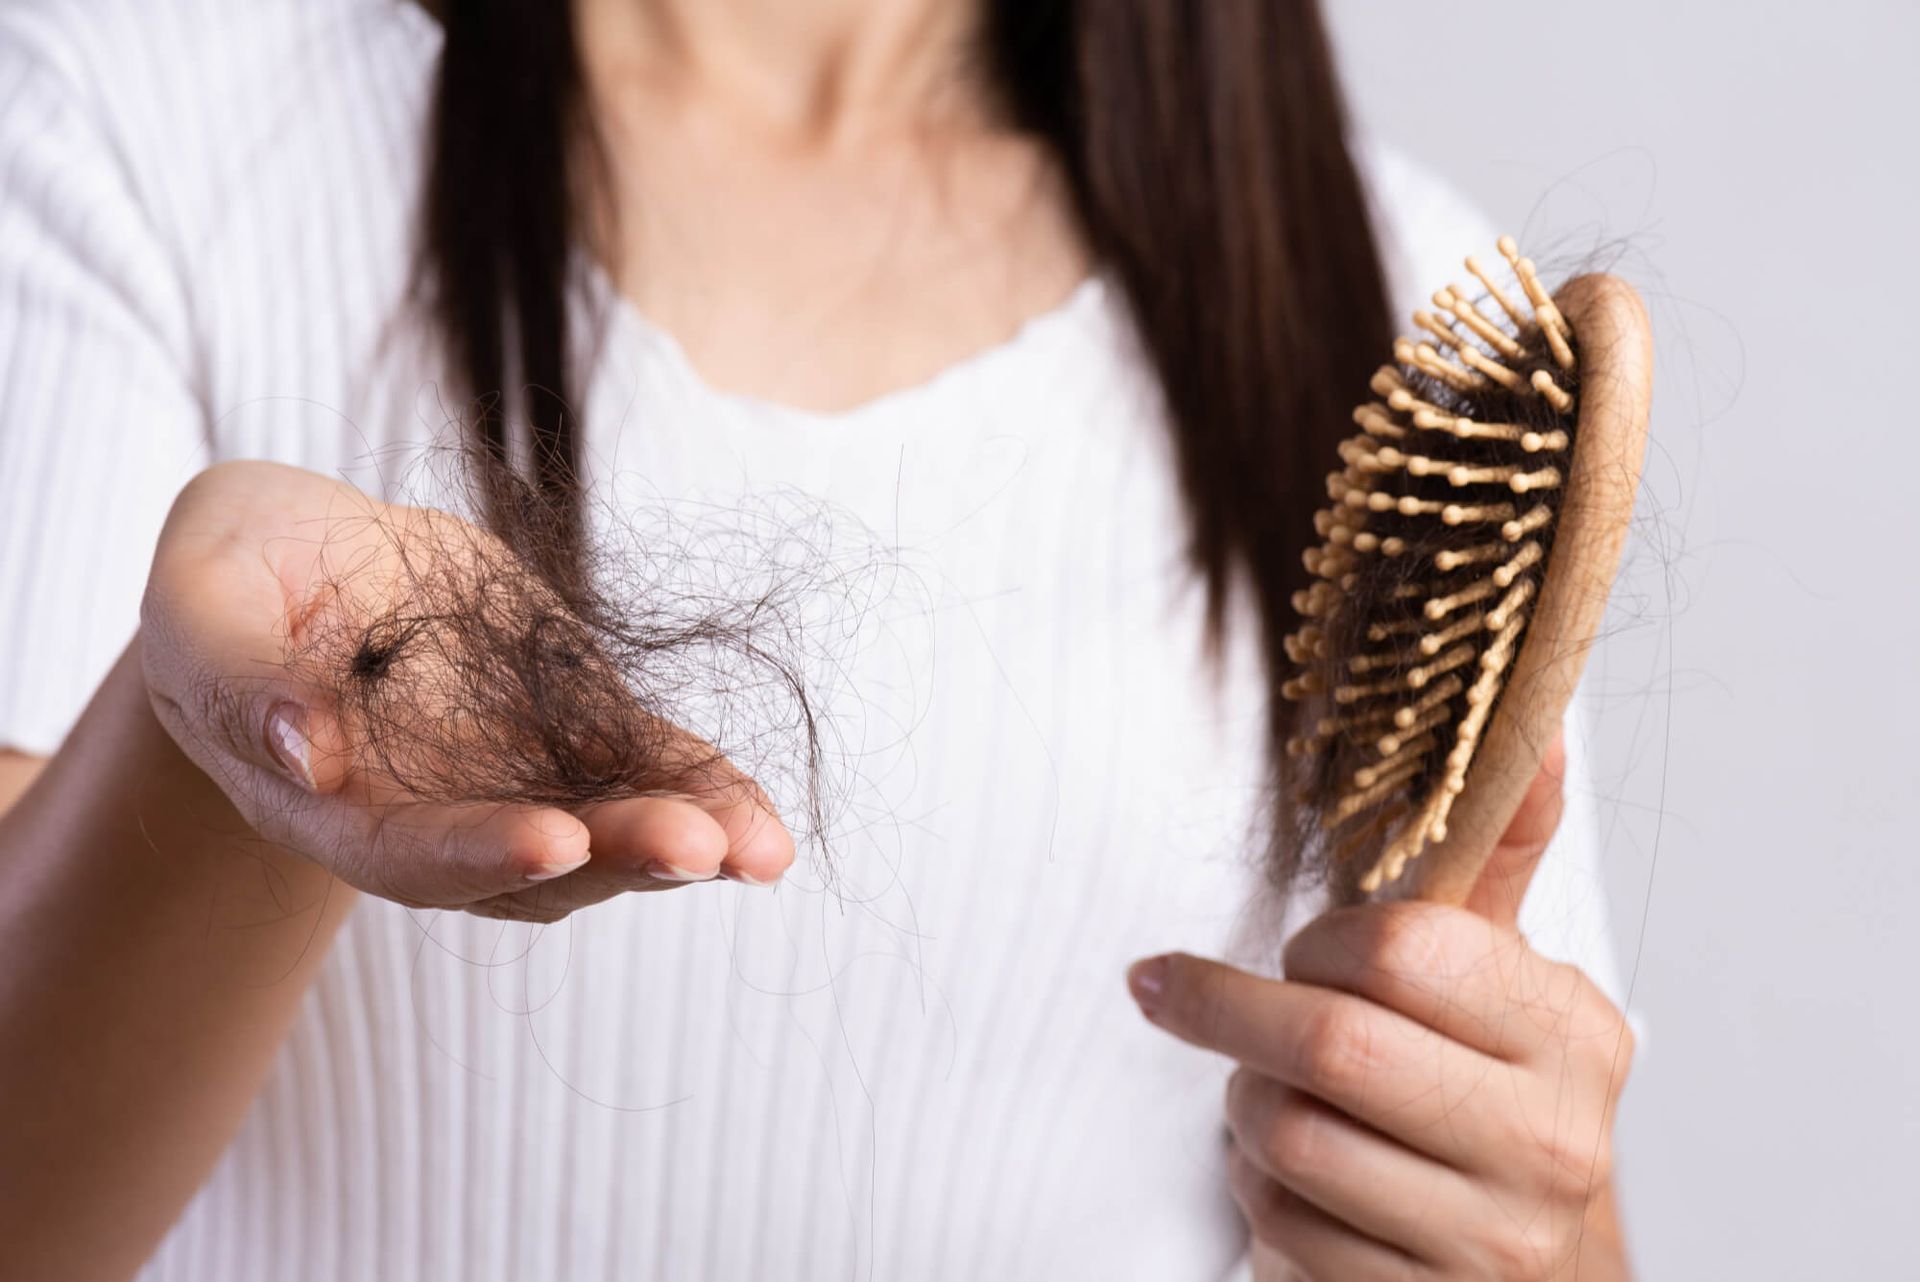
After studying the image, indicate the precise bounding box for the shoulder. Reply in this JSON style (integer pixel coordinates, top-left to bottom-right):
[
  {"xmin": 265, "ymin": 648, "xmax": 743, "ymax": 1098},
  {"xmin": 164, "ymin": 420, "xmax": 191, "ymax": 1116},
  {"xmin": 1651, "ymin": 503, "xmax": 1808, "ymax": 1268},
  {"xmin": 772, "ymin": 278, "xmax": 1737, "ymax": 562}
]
[
  {"xmin": 0, "ymin": 0, "xmax": 447, "ymax": 462},
  {"xmin": 0, "ymin": 0, "xmax": 422, "ymax": 93},
  {"xmin": 1349, "ymin": 135, "xmax": 1502, "ymax": 320},
  {"xmin": 0, "ymin": 0, "xmax": 438, "ymax": 232}
]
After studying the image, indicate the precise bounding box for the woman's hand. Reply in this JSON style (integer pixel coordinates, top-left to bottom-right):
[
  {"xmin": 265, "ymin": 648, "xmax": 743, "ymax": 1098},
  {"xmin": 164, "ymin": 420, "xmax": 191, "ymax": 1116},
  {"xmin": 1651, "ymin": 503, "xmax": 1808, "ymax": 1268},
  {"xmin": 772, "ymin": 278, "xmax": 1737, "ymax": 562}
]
[
  {"xmin": 139, "ymin": 460, "xmax": 796, "ymax": 922},
  {"xmin": 1127, "ymin": 739, "xmax": 1635, "ymax": 1280}
]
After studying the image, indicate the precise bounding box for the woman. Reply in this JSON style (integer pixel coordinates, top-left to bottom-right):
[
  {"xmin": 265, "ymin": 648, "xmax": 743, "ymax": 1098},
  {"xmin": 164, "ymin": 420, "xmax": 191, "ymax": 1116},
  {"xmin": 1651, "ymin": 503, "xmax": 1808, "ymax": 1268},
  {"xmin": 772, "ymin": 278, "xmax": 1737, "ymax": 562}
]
[{"xmin": 0, "ymin": 0, "xmax": 1635, "ymax": 1278}]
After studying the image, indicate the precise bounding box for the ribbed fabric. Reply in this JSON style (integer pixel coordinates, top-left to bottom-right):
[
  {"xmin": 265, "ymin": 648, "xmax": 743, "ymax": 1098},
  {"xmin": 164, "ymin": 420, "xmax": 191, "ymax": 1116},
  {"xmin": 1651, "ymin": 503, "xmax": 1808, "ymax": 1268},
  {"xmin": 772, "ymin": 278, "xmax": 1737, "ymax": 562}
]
[{"xmin": 0, "ymin": 2, "xmax": 1625, "ymax": 1278}]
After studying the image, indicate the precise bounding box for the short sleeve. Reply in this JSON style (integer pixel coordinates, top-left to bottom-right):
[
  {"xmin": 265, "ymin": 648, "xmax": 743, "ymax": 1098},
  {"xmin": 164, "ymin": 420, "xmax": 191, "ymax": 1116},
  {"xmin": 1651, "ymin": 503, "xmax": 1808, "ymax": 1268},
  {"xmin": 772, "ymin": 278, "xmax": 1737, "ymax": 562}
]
[{"xmin": 0, "ymin": 26, "xmax": 209, "ymax": 754}]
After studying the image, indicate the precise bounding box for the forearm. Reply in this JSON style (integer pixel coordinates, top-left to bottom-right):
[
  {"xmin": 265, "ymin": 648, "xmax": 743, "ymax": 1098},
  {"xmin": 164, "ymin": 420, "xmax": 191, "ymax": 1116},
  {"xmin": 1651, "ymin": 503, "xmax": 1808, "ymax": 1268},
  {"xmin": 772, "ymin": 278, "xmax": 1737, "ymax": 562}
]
[{"xmin": 0, "ymin": 636, "xmax": 355, "ymax": 1280}]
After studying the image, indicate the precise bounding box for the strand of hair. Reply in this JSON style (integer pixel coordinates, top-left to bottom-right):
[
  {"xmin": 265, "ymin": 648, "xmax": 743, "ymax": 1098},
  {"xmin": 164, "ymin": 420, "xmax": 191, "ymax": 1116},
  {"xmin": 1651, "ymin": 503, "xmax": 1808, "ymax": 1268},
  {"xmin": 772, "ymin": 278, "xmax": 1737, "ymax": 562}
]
[
  {"xmin": 1328, "ymin": 758, "xmax": 1425, "ymax": 825},
  {"xmin": 1354, "ymin": 732, "xmax": 1438, "ymax": 788},
  {"xmin": 1377, "ymin": 700, "xmax": 1453, "ymax": 755},
  {"xmin": 1434, "ymin": 286, "xmax": 1526, "ymax": 360}
]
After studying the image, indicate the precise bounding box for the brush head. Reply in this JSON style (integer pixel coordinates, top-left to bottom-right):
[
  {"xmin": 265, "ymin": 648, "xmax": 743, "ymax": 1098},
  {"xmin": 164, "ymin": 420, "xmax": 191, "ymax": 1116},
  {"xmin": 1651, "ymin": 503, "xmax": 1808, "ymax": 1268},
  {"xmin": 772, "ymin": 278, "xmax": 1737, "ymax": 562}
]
[{"xmin": 1279, "ymin": 239, "xmax": 1650, "ymax": 902}]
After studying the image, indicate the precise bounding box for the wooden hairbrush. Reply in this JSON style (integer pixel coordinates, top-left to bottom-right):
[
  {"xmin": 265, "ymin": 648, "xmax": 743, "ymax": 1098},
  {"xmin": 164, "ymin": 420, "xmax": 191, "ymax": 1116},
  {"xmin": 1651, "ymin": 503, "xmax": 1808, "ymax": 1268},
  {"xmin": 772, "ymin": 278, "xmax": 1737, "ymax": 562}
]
[{"xmin": 1280, "ymin": 238, "xmax": 1652, "ymax": 904}]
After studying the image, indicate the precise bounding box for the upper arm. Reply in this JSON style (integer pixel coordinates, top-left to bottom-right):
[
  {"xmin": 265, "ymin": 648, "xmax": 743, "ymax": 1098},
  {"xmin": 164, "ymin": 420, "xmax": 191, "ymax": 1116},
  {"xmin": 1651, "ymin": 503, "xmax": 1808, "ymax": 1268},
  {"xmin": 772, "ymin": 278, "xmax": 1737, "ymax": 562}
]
[{"xmin": 0, "ymin": 751, "xmax": 47, "ymax": 818}]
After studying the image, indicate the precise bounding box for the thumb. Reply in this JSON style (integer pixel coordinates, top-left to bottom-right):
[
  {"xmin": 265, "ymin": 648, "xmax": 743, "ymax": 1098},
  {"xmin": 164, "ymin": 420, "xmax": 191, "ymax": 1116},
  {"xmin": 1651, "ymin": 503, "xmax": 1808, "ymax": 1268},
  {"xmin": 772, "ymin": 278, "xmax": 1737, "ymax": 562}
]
[
  {"xmin": 187, "ymin": 609, "xmax": 355, "ymax": 799},
  {"xmin": 141, "ymin": 629, "xmax": 351, "ymax": 807},
  {"xmin": 256, "ymin": 698, "xmax": 353, "ymax": 796},
  {"xmin": 1462, "ymin": 729, "xmax": 1566, "ymax": 927}
]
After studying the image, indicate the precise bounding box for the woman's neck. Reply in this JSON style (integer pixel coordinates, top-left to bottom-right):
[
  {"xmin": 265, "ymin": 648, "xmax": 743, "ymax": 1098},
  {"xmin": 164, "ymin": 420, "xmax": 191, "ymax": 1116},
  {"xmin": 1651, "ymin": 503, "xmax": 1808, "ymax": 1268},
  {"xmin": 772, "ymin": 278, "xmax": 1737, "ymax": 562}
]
[
  {"xmin": 576, "ymin": 0, "xmax": 990, "ymax": 145},
  {"xmin": 569, "ymin": 0, "xmax": 1089, "ymax": 415}
]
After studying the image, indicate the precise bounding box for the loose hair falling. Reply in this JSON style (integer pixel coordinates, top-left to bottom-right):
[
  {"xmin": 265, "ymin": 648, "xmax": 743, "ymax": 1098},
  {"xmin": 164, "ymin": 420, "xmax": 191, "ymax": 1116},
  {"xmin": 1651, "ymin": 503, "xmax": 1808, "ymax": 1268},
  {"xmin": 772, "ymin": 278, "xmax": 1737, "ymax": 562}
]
[{"xmin": 416, "ymin": 0, "xmax": 1393, "ymax": 889}]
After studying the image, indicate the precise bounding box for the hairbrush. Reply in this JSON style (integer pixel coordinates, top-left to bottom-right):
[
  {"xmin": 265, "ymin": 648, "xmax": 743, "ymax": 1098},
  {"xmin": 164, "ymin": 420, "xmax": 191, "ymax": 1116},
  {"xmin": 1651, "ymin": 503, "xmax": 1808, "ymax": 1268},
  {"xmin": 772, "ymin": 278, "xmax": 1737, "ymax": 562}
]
[{"xmin": 1280, "ymin": 238, "xmax": 1652, "ymax": 902}]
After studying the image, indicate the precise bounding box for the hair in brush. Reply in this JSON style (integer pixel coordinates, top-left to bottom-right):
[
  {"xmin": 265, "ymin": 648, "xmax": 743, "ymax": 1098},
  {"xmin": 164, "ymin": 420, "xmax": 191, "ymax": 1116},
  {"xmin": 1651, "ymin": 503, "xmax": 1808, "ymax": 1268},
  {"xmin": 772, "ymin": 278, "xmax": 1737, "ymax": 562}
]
[{"xmin": 1278, "ymin": 238, "xmax": 1652, "ymax": 904}]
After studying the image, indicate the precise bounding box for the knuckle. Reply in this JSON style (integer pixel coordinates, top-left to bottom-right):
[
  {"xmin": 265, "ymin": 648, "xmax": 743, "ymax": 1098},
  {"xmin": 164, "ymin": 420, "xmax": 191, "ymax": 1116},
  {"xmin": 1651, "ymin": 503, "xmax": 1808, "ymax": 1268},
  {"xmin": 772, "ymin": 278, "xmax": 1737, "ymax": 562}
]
[
  {"xmin": 1555, "ymin": 1124, "xmax": 1614, "ymax": 1187},
  {"xmin": 1474, "ymin": 1225, "xmax": 1544, "ymax": 1281},
  {"xmin": 154, "ymin": 653, "xmax": 233, "ymax": 753},
  {"xmin": 1226, "ymin": 1150, "xmax": 1289, "ymax": 1250},
  {"xmin": 1583, "ymin": 1134, "xmax": 1617, "ymax": 1187},
  {"xmin": 422, "ymin": 820, "xmax": 517, "ymax": 904},
  {"xmin": 1297, "ymin": 1001, "xmax": 1378, "ymax": 1093},
  {"xmin": 1613, "ymin": 1018, "xmax": 1639, "ymax": 1078},
  {"xmin": 1463, "ymin": 1204, "xmax": 1572, "ymax": 1282},
  {"xmin": 1563, "ymin": 974, "xmax": 1635, "ymax": 1083},
  {"xmin": 1248, "ymin": 1195, "xmax": 1291, "ymax": 1252},
  {"xmin": 1553, "ymin": 958, "xmax": 1593, "ymax": 1002},
  {"xmin": 427, "ymin": 820, "xmax": 470, "ymax": 876},
  {"xmin": 211, "ymin": 683, "xmax": 271, "ymax": 766},
  {"xmin": 330, "ymin": 817, "xmax": 394, "ymax": 899},
  {"xmin": 1223, "ymin": 1065, "xmax": 1253, "ymax": 1119},
  {"xmin": 349, "ymin": 808, "xmax": 437, "ymax": 904},
  {"xmin": 1585, "ymin": 981, "xmax": 1634, "ymax": 1055},
  {"xmin": 1369, "ymin": 905, "xmax": 1456, "ymax": 978},
  {"xmin": 1172, "ymin": 958, "xmax": 1226, "ymax": 1036},
  {"xmin": 1259, "ymin": 1096, "xmax": 1325, "ymax": 1179},
  {"xmin": 1523, "ymin": 1108, "xmax": 1613, "ymax": 1191}
]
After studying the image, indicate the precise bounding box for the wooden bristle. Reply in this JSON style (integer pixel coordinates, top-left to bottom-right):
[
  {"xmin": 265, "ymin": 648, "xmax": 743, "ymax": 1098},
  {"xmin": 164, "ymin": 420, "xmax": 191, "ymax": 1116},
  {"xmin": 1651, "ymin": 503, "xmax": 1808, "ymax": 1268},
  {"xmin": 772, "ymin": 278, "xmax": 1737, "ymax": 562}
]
[{"xmin": 1280, "ymin": 238, "xmax": 1582, "ymax": 895}]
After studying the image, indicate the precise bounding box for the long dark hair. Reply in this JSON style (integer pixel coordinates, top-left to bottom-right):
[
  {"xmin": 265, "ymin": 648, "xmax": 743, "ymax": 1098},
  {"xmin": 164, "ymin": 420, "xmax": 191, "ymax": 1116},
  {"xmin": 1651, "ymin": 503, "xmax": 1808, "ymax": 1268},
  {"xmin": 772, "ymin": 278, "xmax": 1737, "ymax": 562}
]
[{"xmin": 420, "ymin": 1, "xmax": 1392, "ymax": 862}]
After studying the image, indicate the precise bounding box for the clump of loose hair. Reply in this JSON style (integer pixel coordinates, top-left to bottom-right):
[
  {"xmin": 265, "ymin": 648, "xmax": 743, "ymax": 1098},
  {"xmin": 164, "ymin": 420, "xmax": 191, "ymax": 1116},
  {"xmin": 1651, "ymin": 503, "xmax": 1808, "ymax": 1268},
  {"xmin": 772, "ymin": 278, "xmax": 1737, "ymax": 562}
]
[{"xmin": 282, "ymin": 438, "xmax": 885, "ymax": 874}]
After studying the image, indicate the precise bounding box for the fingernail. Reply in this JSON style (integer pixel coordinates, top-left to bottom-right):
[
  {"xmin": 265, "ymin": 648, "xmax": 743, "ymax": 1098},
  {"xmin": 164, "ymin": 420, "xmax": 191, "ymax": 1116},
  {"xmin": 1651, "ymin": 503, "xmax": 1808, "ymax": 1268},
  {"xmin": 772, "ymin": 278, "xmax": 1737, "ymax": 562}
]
[
  {"xmin": 723, "ymin": 868, "xmax": 780, "ymax": 888},
  {"xmin": 526, "ymin": 853, "xmax": 590, "ymax": 882},
  {"xmin": 645, "ymin": 862, "xmax": 716, "ymax": 883},
  {"xmin": 1128, "ymin": 956, "xmax": 1170, "ymax": 1015},
  {"xmin": 265, "ymin": 703, "xmax": 316, "ymax": 790}
]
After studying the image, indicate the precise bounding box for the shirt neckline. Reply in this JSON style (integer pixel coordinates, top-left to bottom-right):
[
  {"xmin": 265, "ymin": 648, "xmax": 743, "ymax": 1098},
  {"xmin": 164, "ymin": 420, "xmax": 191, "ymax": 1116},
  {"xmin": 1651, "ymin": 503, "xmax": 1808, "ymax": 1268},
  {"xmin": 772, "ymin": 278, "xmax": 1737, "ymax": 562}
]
[{"xmin": 589, "ymin": 263, "xmax": 1112, "ymax": 430}]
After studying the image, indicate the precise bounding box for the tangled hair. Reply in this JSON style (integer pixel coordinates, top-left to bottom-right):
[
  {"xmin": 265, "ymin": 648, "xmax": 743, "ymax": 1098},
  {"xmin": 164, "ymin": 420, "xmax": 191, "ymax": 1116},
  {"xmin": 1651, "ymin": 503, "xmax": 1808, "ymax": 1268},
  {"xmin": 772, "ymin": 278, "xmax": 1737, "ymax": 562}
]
[
  {"xmin": 415, "ymin": 1, "xmax": 1393, "ymax": 893},
  {"xmin": 282, "ymin": 448, "xmax": 892, "ymax": 866}
]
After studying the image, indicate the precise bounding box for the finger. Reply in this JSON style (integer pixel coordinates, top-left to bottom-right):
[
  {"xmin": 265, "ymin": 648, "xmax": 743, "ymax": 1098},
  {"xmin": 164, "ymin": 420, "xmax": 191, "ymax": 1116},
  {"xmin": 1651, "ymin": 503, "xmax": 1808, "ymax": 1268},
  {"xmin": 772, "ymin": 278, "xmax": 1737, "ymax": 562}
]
[
  {"xmin": 298, "ymin": 797, "xmax": 592, "ymax": 908},
  {"xmin": 145, "ymin": 658, "xmax": 520, "ymax": 905},
  {"xmin": 1227, "ymin": 1070, "xmax": 1473, "ymax": 1264},
  {"xmin": 581, "ymin": 795, "xmax": 730, "ymax": 879},
  {"xmin": 245, "ymin": 639, "xmax": 787, "ymax": 886},
  {"xmin": 462, "ymin": 864, "xmax": 695, "ymax": 923},
  {"xmin": 469, "ymin": 797, "xmax": 731, "ymax": 922},
  {"xmin": 465, "ymin": 792, "xmax": 793, "ymax": 922},
  {"xmin": 141, "ymin": 598, "xmax": 355, "ymax": 804},
  {"xmin": 463, "ymin": 797, "xmax": 726, "ymax": 919},
  {"xmin": 1283, "ymin": 902, "xmax": 1578, "ymax": 1062},
  {"xmin": 1464, "ymin": 730, "xmax": 1565, "ymax": 928},
  {"xmin": 677, "ymin": 786, "xmax": 794, "ymax": 884},
  {"xmin": 644, "ymin": 732, "xmax": 796, "ymax": 882},
  {"xmin": 1128, "ymin": 954, "xmax": 1508, "ymax": 1166},
  {"xmin": 1226, "ymin": 1146, "xmax": 1420, "ymax": 1282}
]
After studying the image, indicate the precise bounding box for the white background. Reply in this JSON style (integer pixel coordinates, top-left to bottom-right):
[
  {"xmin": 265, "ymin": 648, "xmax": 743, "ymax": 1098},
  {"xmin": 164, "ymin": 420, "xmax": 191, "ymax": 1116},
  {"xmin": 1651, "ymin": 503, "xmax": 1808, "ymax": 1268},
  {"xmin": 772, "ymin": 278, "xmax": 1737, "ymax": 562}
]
[{"xmin": 1331, "ymin": 2, "xmax": 1919, "ymax": 1275}]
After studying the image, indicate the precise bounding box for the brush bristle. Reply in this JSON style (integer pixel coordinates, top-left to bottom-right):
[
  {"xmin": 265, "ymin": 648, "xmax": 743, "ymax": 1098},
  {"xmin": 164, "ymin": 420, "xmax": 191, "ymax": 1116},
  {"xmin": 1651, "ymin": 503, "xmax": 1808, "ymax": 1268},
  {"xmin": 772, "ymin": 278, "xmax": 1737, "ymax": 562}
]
[{"xmin": 1281, "ymin": 238, "xmax": 1581, "ymax": 895}]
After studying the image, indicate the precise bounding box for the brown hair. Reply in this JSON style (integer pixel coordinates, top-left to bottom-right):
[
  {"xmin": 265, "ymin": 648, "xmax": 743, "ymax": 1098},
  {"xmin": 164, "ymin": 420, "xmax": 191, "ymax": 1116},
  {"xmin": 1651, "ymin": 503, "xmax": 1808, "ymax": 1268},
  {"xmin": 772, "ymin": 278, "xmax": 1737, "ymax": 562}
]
[{"xmin": 419, "ymin": 0, "xmax": 1392, "ymax": 861}]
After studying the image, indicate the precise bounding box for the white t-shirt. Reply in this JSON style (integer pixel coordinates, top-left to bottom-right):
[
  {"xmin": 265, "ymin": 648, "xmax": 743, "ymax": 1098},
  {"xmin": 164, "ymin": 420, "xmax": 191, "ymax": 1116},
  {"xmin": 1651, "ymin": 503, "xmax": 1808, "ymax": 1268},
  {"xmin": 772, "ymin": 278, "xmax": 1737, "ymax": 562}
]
[{"xmin": 0, "ymin": 2, "xmax": 1624, "ymax": 1278}]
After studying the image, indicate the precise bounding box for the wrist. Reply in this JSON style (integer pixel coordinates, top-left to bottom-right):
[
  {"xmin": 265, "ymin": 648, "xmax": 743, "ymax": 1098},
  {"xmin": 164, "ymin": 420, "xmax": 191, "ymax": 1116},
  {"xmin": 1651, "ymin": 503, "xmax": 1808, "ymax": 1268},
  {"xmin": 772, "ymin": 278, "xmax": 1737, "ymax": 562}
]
[
  {"xmin": 0, "ymin": 634, "xmax": 354, "ymax": 1278},
  {"xmin": 7, "ymin": 635, "xmax": 356, "ymax": 972}
]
